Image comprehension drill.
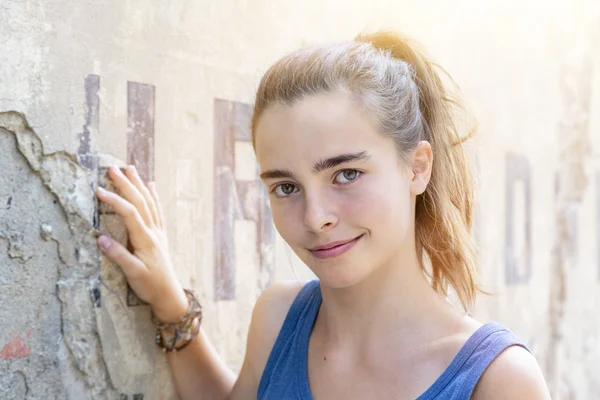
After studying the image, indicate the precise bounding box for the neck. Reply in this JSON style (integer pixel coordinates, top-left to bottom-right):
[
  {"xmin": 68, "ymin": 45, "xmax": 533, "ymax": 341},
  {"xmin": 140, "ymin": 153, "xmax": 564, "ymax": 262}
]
[{"xmin": 317, "ymin": 245, "xmax": 464, "ymax": 350}]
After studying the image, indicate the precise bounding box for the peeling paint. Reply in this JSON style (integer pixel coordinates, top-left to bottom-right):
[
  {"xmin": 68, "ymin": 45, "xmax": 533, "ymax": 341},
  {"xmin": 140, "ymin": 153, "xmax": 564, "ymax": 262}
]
[
  {"xmin": 0, "ymin": 110, "xmax": 175, "ymax": 399},
  {"xmin": 0, "ymin": 110, "xmax": 116, "ymax": 398},
  {"xmin": 1, "ymin": 231, "xmax": 34, "ymax": 261},
  {"xmin": 40, "ymin": 223, "xmax": 53, "ymax": 241}
]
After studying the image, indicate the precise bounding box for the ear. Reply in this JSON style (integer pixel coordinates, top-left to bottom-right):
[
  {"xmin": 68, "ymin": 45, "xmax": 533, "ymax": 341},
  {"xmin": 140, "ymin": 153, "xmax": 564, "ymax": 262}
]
[{"xmin": 410, "ymin": 141, "xmax": 433, "ymax": 196}]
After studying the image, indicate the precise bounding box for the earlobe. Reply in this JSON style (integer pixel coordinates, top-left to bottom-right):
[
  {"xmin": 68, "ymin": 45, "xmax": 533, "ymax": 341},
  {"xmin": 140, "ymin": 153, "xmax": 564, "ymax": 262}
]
[{"xmin": 410, "ymin": 173, "xmax": 429, "ymax": 196}]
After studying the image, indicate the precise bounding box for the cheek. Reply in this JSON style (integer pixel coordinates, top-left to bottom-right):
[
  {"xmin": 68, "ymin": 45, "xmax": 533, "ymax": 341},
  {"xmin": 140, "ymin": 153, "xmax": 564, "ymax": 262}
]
[
  {"xmin": 342, "ymin": 189, "xmax": 390, "ymax": 221},
  {"xmin": 342, "ymin": 177, "xmax": 412, "ymax": 236},
  {"xmin": 270, "ymin": 201, "xmax": 300, "ymax": 243}
]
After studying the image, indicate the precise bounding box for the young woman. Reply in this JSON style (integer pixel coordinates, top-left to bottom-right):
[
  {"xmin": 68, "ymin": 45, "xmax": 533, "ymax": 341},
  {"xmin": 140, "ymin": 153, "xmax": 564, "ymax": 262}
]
[{"xmin": 95, "ymin": 31, "xmax": 551, "ymax": 399}]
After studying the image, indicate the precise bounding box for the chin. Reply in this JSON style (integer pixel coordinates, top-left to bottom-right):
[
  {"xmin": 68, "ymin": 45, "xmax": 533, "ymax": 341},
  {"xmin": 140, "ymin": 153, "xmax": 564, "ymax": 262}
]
[{"xmin": 306, "ymin": 259, "xmax": 373, "ymax": 290}]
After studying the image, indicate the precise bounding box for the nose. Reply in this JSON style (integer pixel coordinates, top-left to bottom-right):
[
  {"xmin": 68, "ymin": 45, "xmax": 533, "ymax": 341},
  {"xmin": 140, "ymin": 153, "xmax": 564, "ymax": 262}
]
[{"xmin": 303, "ymin": 191, "xmax": 338, "ymax": 233}]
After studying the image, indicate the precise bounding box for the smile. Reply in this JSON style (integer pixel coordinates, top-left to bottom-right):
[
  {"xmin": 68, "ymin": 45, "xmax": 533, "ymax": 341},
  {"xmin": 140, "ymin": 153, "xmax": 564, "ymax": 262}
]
[{"xmin": 309, "ymin": 234, "xmax": 364, "ymax": 259}]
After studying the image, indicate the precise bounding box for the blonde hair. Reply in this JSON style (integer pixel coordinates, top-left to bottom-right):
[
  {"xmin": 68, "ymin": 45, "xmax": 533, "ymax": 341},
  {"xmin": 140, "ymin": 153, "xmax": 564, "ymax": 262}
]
[{"xmin": 251, "ymin": 31, "xmax": 482, "ymax": 311}]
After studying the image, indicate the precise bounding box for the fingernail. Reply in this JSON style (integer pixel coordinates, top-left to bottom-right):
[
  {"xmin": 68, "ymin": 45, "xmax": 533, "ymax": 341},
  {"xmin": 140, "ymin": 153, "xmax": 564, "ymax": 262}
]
[{"xmin": 98, "ymin": 235, "xmax": 112, "ymax": 250}]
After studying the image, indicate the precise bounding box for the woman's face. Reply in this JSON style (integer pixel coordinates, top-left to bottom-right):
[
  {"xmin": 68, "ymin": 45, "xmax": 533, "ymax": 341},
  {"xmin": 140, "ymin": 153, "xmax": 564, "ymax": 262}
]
[{"xmin": 254, "ymin": 92, "xmax": 426, "ymax": 288}]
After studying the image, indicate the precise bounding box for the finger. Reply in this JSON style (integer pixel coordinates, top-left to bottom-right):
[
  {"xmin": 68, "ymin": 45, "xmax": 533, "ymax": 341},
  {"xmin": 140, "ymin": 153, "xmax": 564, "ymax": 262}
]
[
  {"xmin": 107, "ymin": 166, "xmax": 154, "ymax": 227},
  {"xmin": 98, "ymin": 235, "xmax": 148, "ymax": 282},
  {"xmin": 124, "ymin": 166, "xmax": 160, "ymax": 227},
  {"xmin": 147, "ymin": 182, "xmax": 165, "ymax": 228},
  {"xmin": 96, "ymin": 187, "xmax": 152, "ymax": 249}
]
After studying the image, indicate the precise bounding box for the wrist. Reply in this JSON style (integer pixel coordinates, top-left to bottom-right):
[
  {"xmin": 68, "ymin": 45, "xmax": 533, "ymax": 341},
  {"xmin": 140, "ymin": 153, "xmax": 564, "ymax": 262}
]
[
  {"xmin": 152, "ymin": 288, "xmax": 203, "ymax": 353},
  {"xmin": 151, "ymin": 289, "xmax": 189, "ymax": 323},
  {"xmin": 158, "ymin": 317, "xmax": 200, "ymax": 352}
]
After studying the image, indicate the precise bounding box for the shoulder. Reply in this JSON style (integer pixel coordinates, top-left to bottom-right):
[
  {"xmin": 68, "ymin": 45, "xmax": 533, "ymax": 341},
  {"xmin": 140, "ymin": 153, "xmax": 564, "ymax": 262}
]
[
  {"xmin": 230, "ymin": 280, "xmax": 308, "ymax": 399},
  {"xmin": 236, "ymin": 280, "xmax": 308, "ymax": 387},
  {"xmin": 471, "ymin": 344, "xmax": 551, "ymax": 400},
  {"xmin": 250, "ymin": 280, "xmax": 308, "ymax": 350}
]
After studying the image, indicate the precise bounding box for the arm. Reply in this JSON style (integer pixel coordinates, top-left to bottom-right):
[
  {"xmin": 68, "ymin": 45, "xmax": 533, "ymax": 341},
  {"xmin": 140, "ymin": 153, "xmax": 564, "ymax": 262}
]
[
  {"xmin": 164, "ymin": 326, "xmax": 236, "ymax": 399},
  {"xmin": 161, "ymin": 280, "xmax": 304, "ymax": 400},
  {"xmin": 471, "ymin": 345, "xmax": 552, "ymax": 400},
  {"xmin": 95, "ymin": 165, "xmax": 303, "ymax": 399},
  {"xmin": 228, "ymin": 280, "xmax": 304, "ymax": 400}
]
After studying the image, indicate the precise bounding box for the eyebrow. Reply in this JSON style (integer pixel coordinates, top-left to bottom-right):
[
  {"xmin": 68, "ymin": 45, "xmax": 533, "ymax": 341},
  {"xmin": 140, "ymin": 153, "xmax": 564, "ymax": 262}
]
[{"xmin": 259, "ymin": 151, "xmax": 371, "ymax": 181}]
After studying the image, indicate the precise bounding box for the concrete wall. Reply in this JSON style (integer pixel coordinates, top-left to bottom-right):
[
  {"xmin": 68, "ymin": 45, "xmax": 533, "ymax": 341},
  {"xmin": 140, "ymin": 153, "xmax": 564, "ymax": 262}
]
[{"xmin": 0, "ymin": 0, "xmax": 598, "ymax": 399}]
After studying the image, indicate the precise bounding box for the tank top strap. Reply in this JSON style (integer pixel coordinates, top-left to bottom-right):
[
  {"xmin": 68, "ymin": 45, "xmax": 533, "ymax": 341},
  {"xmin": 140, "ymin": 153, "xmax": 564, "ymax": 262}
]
[
  {"xmin": 257, "ymin": 280, "xmax": 322, "ymax": 399},
  {"xmin": 419, "ymin": 321, "xmax": 531, "ymax": 399},
  {"xmin": 277, "ymin": 279, "xmax": 322, "ymax": 340}
]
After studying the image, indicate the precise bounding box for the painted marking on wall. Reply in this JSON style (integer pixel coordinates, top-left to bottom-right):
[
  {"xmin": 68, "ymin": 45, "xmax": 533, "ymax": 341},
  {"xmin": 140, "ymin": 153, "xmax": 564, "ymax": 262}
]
[
  {"xmin": 505, "ymin": 153, "xmax": 532, "ymax": 284},
  {"xmin": 213, "ymin": 99, "xmax": 275, "ymax": 300},
  {"xmin": 127, "ymin": 81, "xmax": 155, "ymax": 183},
  {"xmin": 126, "ymin": 81, "xmax": 155, "ymax": 306},
  {"xmin": 92, "ymin": 80, "xmax": 156, "ymax": 307},
  {"xmin": 78, "ymin": 74, "xmax": 100, "ymax": 170},
  {"xmin": 1, "ymin": 330, "xmax": 32, "ymax": 360}
]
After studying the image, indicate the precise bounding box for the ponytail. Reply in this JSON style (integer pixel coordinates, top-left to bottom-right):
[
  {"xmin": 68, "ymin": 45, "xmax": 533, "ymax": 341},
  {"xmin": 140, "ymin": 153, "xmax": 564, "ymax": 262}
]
[{"xmin": 356, "ymin": 31, "xmax": 481, "ymax": 310}]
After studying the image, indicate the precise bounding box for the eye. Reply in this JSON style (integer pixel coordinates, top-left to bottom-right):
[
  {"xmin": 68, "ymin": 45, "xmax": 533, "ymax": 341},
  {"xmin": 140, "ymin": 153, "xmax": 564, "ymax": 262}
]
[
  {"xmin": 273, "ymin": 183, "xmax": 298, "ymax": 197},
  {"xmin": 334, "ymin": 169, "xmax": 361, "ymax": 184}
]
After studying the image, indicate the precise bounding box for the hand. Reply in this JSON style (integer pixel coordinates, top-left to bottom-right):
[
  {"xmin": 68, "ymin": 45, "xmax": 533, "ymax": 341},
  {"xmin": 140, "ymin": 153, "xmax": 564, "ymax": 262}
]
[{"xmin": 95, "ymin": 165, "xmax": 188, "ymax": 322}]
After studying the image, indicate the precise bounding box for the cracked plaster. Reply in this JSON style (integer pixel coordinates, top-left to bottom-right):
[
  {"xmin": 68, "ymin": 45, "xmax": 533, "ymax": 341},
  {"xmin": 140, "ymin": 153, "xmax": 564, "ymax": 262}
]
[{"xmin": 0, "ymin": 111, "xmax": 175, "ymax": 399}]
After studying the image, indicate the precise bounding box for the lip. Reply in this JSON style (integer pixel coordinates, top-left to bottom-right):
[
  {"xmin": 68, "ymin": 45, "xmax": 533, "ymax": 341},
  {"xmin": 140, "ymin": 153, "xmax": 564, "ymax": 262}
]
[{"xmin": 309, "ymin": 234, "xmax": 364, "ymax": 259}]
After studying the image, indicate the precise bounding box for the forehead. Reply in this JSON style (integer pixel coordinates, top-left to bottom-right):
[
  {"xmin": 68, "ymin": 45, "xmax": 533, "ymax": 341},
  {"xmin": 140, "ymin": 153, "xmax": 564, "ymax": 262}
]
[{"xmin": 254, "ymin": 92, "xmax": 390, "ymax": 168}]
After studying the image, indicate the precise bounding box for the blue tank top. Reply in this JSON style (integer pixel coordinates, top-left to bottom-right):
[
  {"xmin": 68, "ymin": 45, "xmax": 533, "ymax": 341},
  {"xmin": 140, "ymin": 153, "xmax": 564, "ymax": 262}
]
[{"xmin": 258, "ymin": 280, "xmax": 530, "ymax": 399}]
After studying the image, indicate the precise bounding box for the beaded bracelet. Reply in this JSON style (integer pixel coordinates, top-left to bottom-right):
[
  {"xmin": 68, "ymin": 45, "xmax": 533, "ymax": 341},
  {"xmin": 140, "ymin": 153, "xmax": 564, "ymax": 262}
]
[{"xmin": 152, "ymin": 288, "xmax": 203, "ymax": 352}]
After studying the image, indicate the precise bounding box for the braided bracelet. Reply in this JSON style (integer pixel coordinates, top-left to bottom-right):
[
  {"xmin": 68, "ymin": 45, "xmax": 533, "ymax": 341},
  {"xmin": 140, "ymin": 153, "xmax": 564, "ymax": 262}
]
[{"xmin": 152, "ymin": 288, "xmax": 203, "ymax": 352}]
